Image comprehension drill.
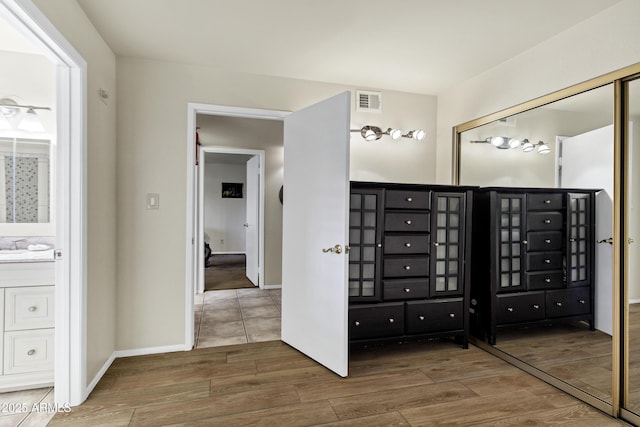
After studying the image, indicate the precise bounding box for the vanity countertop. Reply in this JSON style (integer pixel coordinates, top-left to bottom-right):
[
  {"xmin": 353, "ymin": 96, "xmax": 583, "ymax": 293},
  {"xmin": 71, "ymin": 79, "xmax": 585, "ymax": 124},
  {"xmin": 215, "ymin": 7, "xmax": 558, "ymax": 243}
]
[{"xmin": 0, "ymin": 249, "xmax": 54, "ymax": 263}]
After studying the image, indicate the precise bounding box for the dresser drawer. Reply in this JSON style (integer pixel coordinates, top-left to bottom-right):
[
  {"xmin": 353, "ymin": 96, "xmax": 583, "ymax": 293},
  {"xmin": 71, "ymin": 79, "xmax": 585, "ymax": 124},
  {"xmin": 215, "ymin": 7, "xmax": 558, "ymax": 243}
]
[
  {"xmin": 5, "ymin": 286, "xmax": 55, "ymax": 331},
  {"xmin": 349, "ymin": 303, "xmax": 405, "ymax": 340},
  {"xmin": 526, "ymin": 252, "xmax": 563, "ymax": 271},
  {"xmin": 4, "ymin": 329, "xmax": 54, "ymax": 375},
  {"xmin": 405, "ymin": 298, "xmax": 463, "ymax": 334},
  {"xmin": 383, "ymin": 256, "xmax": 428, "ymax": 278},
  {"xmin": 496, "ymin": 292, "xmax": 545, "ymax": 324},
  {"xmin": 526, "ymin": 271, "xmax": 565, "ymax": 290},
  {"xmin": 527, "ymin": 193, "xmax": 563, "ymax": 211},
  {"xmin": 385, "ymin": 190, "xmax": 430, "ymax": 210},
  {"xmin": 383, "ymin": 279, "xmax": 428, "ymax": 300},
  {"xmin": 546, "ymin": 287, "xmax": 591, "ymax": 318},
  {"xmin": 527, "ymin": 231, "xmax": 563, "ymax": 251},
  {"xmin": 526, "ymin": 212, "xmax": 563, "ymax": 231},
  {"xmin": 384, "ymin": 235, "xmax": 429, "ymax": 254},
  {"xmin": 384, "ymin": 212, "xmax": 430, "ymax": 232}
]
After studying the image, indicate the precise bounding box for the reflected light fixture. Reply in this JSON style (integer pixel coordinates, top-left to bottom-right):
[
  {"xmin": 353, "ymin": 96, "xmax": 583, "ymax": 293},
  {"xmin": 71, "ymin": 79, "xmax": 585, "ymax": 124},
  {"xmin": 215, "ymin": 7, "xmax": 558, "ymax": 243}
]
[
  {"xmin": 0, "ymin": 98, "xmax": 50, "ymax": 133},
  {"xmin": 351, "ymin": 126, "xmax": 426, "ymax": 142},
  {"xmin": 521, "ymin": 139, "xmax": 534, "ymax": 152},
  {"xmin": 537, "ymin": 141, "xmax": 550, "ymax": 154},
  {"xmin": 471, "ymin": 136, "xmax": 549, "ymax": 155}
]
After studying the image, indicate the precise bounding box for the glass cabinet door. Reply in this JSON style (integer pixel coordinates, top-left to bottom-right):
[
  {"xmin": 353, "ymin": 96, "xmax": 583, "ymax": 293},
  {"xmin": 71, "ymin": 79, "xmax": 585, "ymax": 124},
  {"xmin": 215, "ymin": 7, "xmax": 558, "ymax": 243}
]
[
  {"xmin": 495, "ymin": 194, "xmax": 525, "ymax": 293},
  {"xmin": 348, "ymin": 188, "xmax": 383, "ymax": 301},
  {"xmin": 430, "ymin": 192, "xmax": 465, "ymax": 297},
  {"xmin": 567, "ymin": 193, "xmax": 592, "ymax": 287}
]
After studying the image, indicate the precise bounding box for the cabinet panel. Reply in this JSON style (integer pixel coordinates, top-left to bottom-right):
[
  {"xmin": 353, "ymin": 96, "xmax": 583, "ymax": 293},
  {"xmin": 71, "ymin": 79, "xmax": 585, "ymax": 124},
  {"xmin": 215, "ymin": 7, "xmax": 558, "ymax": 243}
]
[
  {"xmin": 384, "ymin": 235, "xmax": 429, "ymax": 255},
  {"xmin": 383, "ymin": 257, "xmax": 428, "ymax": 278},
  {"xmin": 5, "ymin": 286, "xmax": 55, "ymax": 331},
  {"xmin": 496, "ymin": 292, "xmax": 545, "ymax": 324},
  {"xmin": 4, "ymin": 329, "xmax": 54, "ymax": 375},
  {"xmin": 495, "ymin": 194, "xmax": 525, "ymax": 292},
  {"xmin": 527, "ymin": 231, "xmax": 563, "ymax": 251},
  {"xmin": 385, "ymin": 190, "xmax": 430, "ymax": 210},
  {"xmin": 527, "ymin": 193, "xmax": 563, "ymax": 210},
  {"xmin": 384, "ymin": 212, "xmax": 430, "ymax": 232},
  {"xmin": 405, "ymin": 299, "xmax": 463, "ymax": 334},
  {"xmin": 546, "ymin": 287, "xmax": 591, "ymax": 318},
  {"xmin": 383, "ymin": 279, "xmax": 428, "ymax": 300},
  {"xmin": 430, "ymin": 192, "xmax": 465, "ymax": 297},
  {"xmin": 526, "ymin": 252, "xmax": 563, "ymax": 271},
  {"xmin": 349, "ymin": 303, "xmax": 405, "ymax": 340},
  {"xmin": 567, "ymin": 193, "xmax": 593, "ymax": 286},
  {"xmin": 526, "ymin": 212, "xmax": 563, "ymax": 231},
  {"xmin": 526, "ymin": 271, "xmax": 564, "ymax": 290}
]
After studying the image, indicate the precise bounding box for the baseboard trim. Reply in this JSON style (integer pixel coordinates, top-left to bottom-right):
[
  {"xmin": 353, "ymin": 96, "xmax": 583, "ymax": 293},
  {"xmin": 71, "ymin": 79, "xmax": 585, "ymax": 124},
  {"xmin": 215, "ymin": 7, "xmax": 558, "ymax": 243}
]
[
  {"xmin": 264, "ymin": 284, "xmax": 282, "ymax": 290},
  {"xmin": 630, "ymin": 299, "xmax": 640, "ymax": 304},
  {"xmin": 85, "ymin": 352, "xmax": 116, "ymax": 399},
  {"xmin": 114, "ymin": 344, "xmax": 191, "ymax": 359},
  {"xmin": 211, "ymin": 251, "xmax": 246, "ymax": 255}
]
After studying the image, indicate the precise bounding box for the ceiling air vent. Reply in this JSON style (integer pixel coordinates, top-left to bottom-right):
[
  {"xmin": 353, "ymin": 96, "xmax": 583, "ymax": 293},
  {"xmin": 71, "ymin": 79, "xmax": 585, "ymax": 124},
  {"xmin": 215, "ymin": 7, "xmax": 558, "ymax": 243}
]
[{"xmin": 356, "ymin": 90, "xmax": 382, "ymax": 113}]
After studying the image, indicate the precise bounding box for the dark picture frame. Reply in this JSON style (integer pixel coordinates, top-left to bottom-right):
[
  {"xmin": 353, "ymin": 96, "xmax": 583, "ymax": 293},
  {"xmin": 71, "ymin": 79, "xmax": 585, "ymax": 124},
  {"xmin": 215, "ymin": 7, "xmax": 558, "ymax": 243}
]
[{"xmin": 221, "ymin": 182, "xmax": 243, "ymax": 198}]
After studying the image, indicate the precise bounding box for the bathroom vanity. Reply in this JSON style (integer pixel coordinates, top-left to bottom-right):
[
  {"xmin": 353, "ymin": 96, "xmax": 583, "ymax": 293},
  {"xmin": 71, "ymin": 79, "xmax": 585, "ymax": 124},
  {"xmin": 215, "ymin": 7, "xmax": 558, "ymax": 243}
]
[{"xmin": 0, "ymin": 254, "xmax": 54, "ymax": 391}]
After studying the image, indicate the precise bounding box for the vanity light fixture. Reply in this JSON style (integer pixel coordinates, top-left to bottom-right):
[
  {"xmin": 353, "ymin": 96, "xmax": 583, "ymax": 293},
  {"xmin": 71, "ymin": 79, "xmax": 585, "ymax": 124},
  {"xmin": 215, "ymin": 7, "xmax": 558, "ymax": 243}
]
[
  {"xmin": 536, "ymin": 141, "xmax": 550, "ymax": 154},
  {"xmin": 472, "ymin": 136, "xmax": 549, "ymax": 155},
  {"xmin": 521, "ymin": 139, "xmax": 535, "ymax": 152},
  {"xmin": 351, "ymin": 126, "xmax": 426, "ymax": 142},
  {"xmin": 0, "ymin": 98, "xmax": 50, "ymax": 133}
]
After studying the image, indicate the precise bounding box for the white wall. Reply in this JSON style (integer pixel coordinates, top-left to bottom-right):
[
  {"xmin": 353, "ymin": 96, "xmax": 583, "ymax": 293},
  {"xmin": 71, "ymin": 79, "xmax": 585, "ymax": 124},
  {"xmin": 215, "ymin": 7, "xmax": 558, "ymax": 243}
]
[
  {"xmin": 115, "ymin": 56, "xmax": 438, "ymax": 350},
  {"xmin": 204, "ymin": 162, "xmax": 246, "ymax": 253},
  {"xmin": 32, "ymin": 0, "xmax": 117, "ymax": 387},
  {"xmin": 437, "ymin": 0, "xmax": 640, "ymax": 184}
]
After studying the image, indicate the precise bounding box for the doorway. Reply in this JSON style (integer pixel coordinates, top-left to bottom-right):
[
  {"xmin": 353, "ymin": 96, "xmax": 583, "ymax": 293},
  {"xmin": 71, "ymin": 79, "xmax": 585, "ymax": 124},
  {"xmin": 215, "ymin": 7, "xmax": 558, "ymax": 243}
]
[{"xmin": 0, "ymin": 0, "xmax": 87, "ymax": 406}]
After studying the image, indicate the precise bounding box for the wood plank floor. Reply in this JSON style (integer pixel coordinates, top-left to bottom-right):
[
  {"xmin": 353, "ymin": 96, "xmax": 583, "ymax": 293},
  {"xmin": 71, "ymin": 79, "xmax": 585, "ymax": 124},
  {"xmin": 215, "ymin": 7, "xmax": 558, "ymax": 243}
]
[{"xmin": 49, "ymin": 339, "xmax": 627, "ymax": 426}]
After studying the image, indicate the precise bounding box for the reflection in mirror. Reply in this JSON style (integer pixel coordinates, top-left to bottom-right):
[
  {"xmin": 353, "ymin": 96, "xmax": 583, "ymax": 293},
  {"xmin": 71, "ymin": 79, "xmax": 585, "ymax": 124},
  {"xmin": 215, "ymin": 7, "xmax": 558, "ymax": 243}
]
[
  {"xmin": 626, "ymin": 77, "xmax": 640, "ymax": 414},
  {"xmin": 460, "ymin": 84, "xmax": 614, "ymax": 404},
  {"xmin": 0, "ymin": 137, "xmax": 50, "ymax": 223}
]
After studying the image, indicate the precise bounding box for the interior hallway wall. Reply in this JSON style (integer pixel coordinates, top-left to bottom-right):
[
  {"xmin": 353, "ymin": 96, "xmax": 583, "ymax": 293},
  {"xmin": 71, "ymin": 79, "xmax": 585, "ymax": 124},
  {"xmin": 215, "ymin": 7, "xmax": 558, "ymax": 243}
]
[{"xmin": 32, "ymin": 0, "xmax": 118, "ymax": 387}]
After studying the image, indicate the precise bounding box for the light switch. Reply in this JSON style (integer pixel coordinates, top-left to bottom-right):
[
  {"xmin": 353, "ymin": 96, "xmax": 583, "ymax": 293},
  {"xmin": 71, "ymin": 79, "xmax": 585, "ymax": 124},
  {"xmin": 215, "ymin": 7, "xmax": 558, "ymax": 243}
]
[{"xmin": 146, "ymin": 193, "xmax": 159, "ymax": 209}]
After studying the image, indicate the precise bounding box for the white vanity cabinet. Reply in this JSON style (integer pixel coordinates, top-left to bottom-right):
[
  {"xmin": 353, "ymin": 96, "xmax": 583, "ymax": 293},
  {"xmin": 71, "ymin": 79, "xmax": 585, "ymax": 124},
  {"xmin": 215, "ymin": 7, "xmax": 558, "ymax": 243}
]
[{"xmin": 0, "ymin": 262, "xmax": 54, "ymax": 391}]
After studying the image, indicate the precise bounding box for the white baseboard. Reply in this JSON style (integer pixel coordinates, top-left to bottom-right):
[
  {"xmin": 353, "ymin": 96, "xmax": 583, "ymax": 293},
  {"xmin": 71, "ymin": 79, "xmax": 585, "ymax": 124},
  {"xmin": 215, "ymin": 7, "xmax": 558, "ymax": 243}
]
[
  {"xmin": 211, "ymin": 251, "xmax": 246, "ymax": 255},
  {"xmin": 114, "ymin": 344, "xmax": 191, "ymax": 359},
  {"xmin": 264, "ymin": 284, "xmax": 282, "ymax": 290},
  {"xmin": 85, "ymin": 352, "xmax": 116, "ymax": 398},
  {"xmin": 630, "ymin": 299, "xmax": 640, "ymax": 304}
]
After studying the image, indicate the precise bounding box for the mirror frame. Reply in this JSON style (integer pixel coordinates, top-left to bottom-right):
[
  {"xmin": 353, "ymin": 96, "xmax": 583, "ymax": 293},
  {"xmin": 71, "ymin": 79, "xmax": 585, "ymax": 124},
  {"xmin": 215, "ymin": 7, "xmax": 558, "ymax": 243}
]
[{"xmin": 452, "ymin": 62, "xmax": 640, "ymax": 422}]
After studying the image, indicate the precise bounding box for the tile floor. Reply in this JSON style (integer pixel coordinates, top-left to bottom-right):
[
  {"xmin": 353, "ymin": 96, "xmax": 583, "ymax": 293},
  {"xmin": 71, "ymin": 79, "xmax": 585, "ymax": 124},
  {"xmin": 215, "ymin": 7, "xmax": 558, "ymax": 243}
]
[
  {"xmin": 194, "ymin": 287, "xmax": 282, "ymax": 348},
  {"xmin": 0, "ymin": 386, "xmax": 57, "ymax": 426}
]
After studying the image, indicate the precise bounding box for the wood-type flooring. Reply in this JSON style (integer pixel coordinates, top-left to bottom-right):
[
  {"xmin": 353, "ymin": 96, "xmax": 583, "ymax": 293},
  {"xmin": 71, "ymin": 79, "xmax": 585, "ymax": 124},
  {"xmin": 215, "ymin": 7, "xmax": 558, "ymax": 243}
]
[
  {"xmin": 49, "ymin": 339, "xmax": 626, "ymax": 426},
  {"xmin": 205, "ymin": 254, "xmax": 255, "ymax": 291}
]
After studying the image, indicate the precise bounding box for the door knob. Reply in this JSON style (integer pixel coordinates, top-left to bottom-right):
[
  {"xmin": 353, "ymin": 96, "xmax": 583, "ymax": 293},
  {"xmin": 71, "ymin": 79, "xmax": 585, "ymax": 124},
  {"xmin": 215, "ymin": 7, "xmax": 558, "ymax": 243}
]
[
  {"xmin": 243, "ymin": 223, "xmax": 249, "ymax": 228},
  {"xmin": 597, "ymin": 237, "xmax": 613, "ymax": 244},
  {"xmin": 322, "ymin": 244, "xmax": 343, "ymax": 254}
]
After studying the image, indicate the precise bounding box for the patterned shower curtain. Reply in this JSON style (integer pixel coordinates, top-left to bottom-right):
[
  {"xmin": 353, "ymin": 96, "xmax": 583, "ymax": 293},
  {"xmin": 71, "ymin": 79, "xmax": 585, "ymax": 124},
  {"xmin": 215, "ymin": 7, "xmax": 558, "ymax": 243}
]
[{"xmin": 5, "ymin": 155, "xmax": 39, "ymax": 223}]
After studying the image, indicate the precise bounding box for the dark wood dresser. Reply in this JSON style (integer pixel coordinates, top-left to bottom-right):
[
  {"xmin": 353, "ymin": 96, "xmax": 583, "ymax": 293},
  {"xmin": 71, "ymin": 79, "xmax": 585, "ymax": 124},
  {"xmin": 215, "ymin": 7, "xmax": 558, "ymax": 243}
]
[
  {"xmin": 470, "ymin": 187, "xmax": 597, "ymax": 345},
  {"xmin": 348, "ymin": 182, "xmax": 474, "ymax": 348}
]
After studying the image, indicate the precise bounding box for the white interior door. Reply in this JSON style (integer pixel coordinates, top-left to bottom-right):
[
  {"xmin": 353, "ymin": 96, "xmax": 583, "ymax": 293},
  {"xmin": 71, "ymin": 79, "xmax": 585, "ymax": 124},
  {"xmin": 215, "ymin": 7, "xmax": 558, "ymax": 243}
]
[
  {"xmin": 559, "ymin": 125, "xmax": 613, "ymax": 335},
  {"xmin": 281, "ymin": 91, "xmax": 351, "ymax": 377},
  {"xmin": 245, "ymin": 155, "xmax": 259, "ymax": 286}
]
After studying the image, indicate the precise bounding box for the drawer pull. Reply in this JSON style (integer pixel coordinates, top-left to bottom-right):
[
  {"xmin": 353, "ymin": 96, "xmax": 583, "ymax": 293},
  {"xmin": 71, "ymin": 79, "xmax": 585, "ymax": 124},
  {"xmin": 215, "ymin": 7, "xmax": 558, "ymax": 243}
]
[
  {"xmin": 404, "ymin": 265, "xmax": 411, "ymax": 270},
  {"xmin": 507, "ymin": 307, "xmax": 514, "ymax": 312},
  {"xmin": 569, "ymin": 238, "xmax": 576, "ymax": 242},
  {"xmin": 404, "ymin": 288, "xmax": 411, "ymax": 293},
  {"xmin": 28, "ymin": 306, "xmax": 37, "ymax": 312},
  {"xmin": 388, "ymin": 318, "xmax": 395, "ymax": 324},
  {"xmin": 434, "ymin": 242, "xmax": 440, "ymax": 247},
  {"xmin": 579, "ymin": 299, "xmax": 586, "ymax": 304},
  {"xmin": 544, "ymin": 219, "xmax": 552, "ymax": 224},
  {"xmin": 404, "ymin": 242, "xmax": 411, "ymax": 248},
  {"xmin": 27, "ymin": 349, "xmax": 35, "ymax": 356},
  {"xmin": 544, "ymin": 278, "xmax": 551, "ymax": 283},
  {"xmin": 377, "ymin": 243, "xmax": 382, "ymax": 248},
  {"xmin": 544, "ymin": 239, "xmax": 551, "ymax": 244},
  {"xmin": 533, "ymin": 304, "xmax": 540, "ymax": 309},
  {"xmin": 556, "ymin": 302, "xmax": 563, "ymax": 307},
  {"xmin": 354, "ymin": 321, "xmax": 360, "ymax": 326},
  {"xmin": 406, "ymin": 197, "xmax": 413, "ymax": 202},
  {"xmin": 544, "ymin": 199, "xmax": 551, "ymax": 204},
  {"xmin": 418, "ymin": 315, "xmax": 425, "ymax": 321},
  {"xmin": 522, "ymin": 240, "xmax": 528, "ymax": 245},
  {"xmin": 449, "ymin": 313, "xmax": 455, "ymax": 318},
  {"xmin": 405, "ymin": 220, "xmax": 412, "ymax": 225},
  {"xmin": 544, "ymin": 259, "xmax": 551, "ymax": 264}
]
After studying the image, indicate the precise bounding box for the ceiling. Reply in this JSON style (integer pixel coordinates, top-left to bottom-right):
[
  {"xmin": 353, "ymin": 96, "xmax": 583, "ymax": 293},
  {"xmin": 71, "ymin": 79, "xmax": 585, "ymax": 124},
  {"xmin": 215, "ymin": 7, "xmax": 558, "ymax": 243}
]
[{"xmin": 74, "ymin": 0, "xmax": 622, "ymax": 95}]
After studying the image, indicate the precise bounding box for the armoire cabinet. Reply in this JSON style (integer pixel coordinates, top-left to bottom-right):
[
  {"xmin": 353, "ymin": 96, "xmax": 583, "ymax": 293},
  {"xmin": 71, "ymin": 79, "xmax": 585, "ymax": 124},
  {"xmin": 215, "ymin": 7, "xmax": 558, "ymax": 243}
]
[
  {"xmin": 348, "ymin": 182, "xmax": 474, "ymax": 348},
  {"xmin": 469, "ymin": 187, "xmax": 597, "ymax": 345}
]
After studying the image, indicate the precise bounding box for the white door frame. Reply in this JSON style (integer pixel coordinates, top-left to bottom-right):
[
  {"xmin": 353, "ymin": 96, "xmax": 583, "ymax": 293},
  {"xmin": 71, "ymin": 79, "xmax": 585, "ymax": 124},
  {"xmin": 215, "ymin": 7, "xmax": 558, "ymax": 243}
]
[
  {"xmin": 1, "ymin": 0, "xmax": 87, "ymax": 405},
  {"xmin": 185, "ymin": 103, "xmax": 288, "ymax": 349},
  {"xmin": 197, "ymin": 146, "xmax": 265, "ymax": 294}
]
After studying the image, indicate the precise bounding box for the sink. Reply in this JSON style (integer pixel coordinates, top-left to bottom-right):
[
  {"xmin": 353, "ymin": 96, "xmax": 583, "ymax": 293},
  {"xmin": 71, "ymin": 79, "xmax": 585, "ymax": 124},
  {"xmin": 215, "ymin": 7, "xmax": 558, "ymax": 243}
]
[{"xmin": 0, "ymin": 249, "xmax": 28, "ymax": 254}]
